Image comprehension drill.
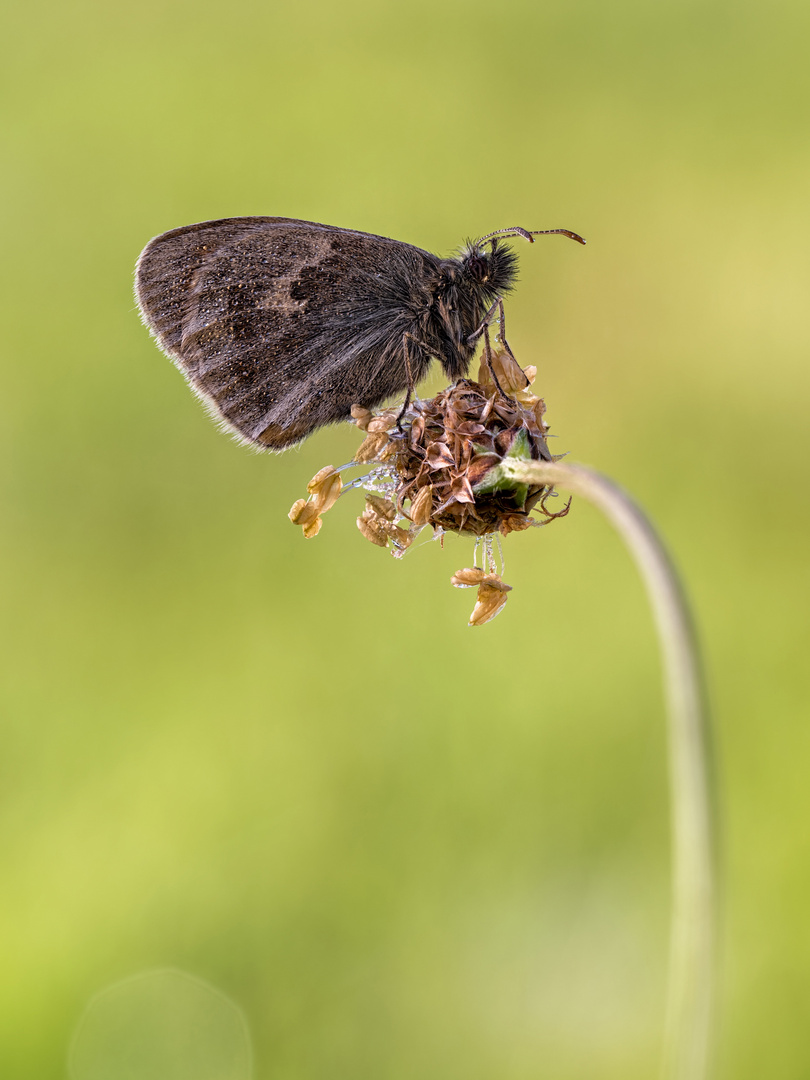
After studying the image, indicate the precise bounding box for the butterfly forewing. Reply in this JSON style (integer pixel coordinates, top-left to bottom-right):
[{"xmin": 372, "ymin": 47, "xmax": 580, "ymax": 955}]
[{"xmin": 135, "ymin": 218, "xmax": 440, "ymax": 449}]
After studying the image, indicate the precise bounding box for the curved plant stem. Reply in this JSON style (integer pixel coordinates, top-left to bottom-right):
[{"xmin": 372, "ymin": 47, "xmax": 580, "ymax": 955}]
[{"xmin": 510, "ymin": 460, "xmax": 716, "ymax": 1080}]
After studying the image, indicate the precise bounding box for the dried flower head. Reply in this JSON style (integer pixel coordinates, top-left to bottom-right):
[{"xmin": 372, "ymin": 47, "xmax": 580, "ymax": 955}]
[
  {"xmin": 288, "ymin": 464, "xmax": 342, "ymax": 538},
  {"xmin": 288, "ymin": 349, "xmax": 571, "ymax": 624}
]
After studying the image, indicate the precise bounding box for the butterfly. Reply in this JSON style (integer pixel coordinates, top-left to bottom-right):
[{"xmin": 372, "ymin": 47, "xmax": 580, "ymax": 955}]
[{"xmin": 135, "ymin": 217, "xmax": 584, "ymax": 450}]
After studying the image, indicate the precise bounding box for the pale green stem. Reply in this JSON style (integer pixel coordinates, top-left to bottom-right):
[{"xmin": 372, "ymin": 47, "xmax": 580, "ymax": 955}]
[{"xmin": 509, "ymin": 459, "xmax": 716, "ymax": 1080}]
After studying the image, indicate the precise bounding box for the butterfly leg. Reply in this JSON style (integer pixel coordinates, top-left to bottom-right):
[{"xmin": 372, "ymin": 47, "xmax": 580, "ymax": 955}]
[
  {"xmin": 494, "ymin": 299, "xmax": 530, "ymax": 389},
  {"xmin": 467, "ymin": 304, "xmax": 515, "ymax": 400},
  {"xmin": 481, "ymin": 325, "xmax": 512, "ymax": 401},
  {"xmin": 467, "ymin": 299, "xmax": 500, "ymax": 346},
  {"xmin": 467, "ymin": 301, "xmax": 510, "ymax": 396},
  {"xmin": 395, "ymin": 332, "xmax": 417, "ymax": 432},
  {"xmin": 467, "ymin": 299, "xmax": 530, "ymax": 392}
]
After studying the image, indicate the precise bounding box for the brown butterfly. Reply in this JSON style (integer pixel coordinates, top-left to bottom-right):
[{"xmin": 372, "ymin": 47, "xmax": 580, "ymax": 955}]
[{"xmin": 135, "ymin": 217, "xmax": 584, "ymax": 450}]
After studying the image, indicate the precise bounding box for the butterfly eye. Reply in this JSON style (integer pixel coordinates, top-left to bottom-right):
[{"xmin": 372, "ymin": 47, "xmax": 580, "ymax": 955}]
[{"xmin": 466, "ymin": 253, "xmax": 489, "ymax": 282}]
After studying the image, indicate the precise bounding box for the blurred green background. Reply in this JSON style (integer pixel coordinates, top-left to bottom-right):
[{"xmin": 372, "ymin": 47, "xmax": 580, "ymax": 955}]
[{"xmin": 3, "ymin": 0, "xmax": 809, "ymax": 1076}]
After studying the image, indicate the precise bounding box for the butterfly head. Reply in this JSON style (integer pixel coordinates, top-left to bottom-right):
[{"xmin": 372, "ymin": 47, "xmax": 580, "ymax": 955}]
[{"xmin": 457, "ymin": 237, "xmax": 519, "ymax": 303}]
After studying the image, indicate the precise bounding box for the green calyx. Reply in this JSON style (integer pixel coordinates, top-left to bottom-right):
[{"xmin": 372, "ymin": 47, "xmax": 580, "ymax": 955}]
[{"xmin": 471, "ymin": 427, "xmax": 534, "ymax": 508}]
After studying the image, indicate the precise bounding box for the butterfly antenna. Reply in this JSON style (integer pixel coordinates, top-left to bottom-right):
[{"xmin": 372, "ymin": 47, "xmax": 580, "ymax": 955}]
[{"xmin": 476, "ymin": 226, "xmax": 586, "ymax": 246}]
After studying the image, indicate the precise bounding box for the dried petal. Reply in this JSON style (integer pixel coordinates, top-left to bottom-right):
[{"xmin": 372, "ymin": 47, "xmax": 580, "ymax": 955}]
[
  {"xmin": 310, "ymin": 473, "xmax": 342, "ymax": 512},
  {"xmin": 452, "ymin": 420, "xmax": 486, "ymax": 436},
  {"xmin": 288, "ymin": 499, "xmax": 320, "ymax": 527},
  {"xmin": 302, "ymin": 515, "xmax": 323, "ymax": 539},
  {"xmin": 494, "ymin": 350, "xmax": 531, "ymax": 395},
  {"xmin": 476, "ymin": 356, "xmax": 495, "ymax": 391},
  {"xmin": 469, "ymin": 583, "xmax": 510, "ymax": 626},
  {"xmin": 478, "ymin": 394, "xmax": 496, "ymax": 423},
  {"xmin": 409, "ymin": 415, "xmax": 426, "ymax": 445},
  {"xmin": 376, "ymin": 438, "xmax": 399, "ymax": 463},
  {"xmin": 451, "ymin": 567, "xmax": 486, "ymax": 588},
  {"xmin": 389, "ymin": 525, "xmax": 412, "ymax": 547},
  {"xmin": 491, "ymin": 401, "xmax": 520, "ymax": 427},
  {"xmin": 357, "ymin": 514, "xmax": 389, "ymax": 547},
  {"xmin": 364, "ymin": 494, "xmax": 396, "ymax": 520},
  {"xmin": 307, "ymin": 465, "xmax": 338, "ymax": 493},
  {"xmin": 367, "ymin": 409, "xmax": 398, "ymax": 433},
  {"xmin": 515, "ymin": 389, "xmax": 539, "ymax": 407},
  {"xmin": 288, "ymin": 498, "xmax": 308, "ymax": 523},
  {"xmin": 449, "ymin": 474, "xmax": 476, "ymax": 504},
  {"xmin": 454, "ymin": 438, "xmax": 473, "ymax": 470},
  {"xmin": 350, "ymin": 404, "xmax": 373, "ymax": 430},
  {"xmin": 409, "ymin": 485, "xmax": 434, "ymax": 526},
  {"xmin": 481, "ymin": 573, "xmax": 513, "ymax": 592},
  {"xmin": 426, "ymin": 441, "xmax": 456, "ymax": 469},
  {"xmin": 477, "ymin": 349, "xmax": 528, "ymax": 397},
  {"xmin": 306, "ymin": 466, "xmax": 342, "ymax": 514},
  {"xmin": 353, "ymin": 432, "xmax": 388, "ymax": 463}
]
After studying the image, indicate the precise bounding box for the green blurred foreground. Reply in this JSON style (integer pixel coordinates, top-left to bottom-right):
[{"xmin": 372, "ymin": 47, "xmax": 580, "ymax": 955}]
[{"xmin": 2, "ymin": 1, "xmax": 809, "ymax": 1077}]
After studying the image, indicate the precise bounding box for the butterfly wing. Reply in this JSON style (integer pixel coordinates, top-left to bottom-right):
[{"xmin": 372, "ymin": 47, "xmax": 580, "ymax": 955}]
[{"xmin": 135, "ymin": 217, "xmax": 440, "ymax": 449}]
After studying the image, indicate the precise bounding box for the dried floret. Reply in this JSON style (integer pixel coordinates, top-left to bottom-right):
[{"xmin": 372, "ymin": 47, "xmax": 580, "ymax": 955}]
[
  {"xmin": 288, "ymin": 465, "xmax": 343, "ymax": 538},
  {"xmin": 468, "ymin": 578, "xmax": 512, "ymax": 626},
  {"xmin": 451, "ymin": 568, "xmax": 487, "ymax": 588}
]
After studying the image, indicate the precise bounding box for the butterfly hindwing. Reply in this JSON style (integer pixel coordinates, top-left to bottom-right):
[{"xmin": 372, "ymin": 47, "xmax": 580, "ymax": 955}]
[{"xmin": 135, "ymin": 217, "xmax": 440, "ymax": 449}]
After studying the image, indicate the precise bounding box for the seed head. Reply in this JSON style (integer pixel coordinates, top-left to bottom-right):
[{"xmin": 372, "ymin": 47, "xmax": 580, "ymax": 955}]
[{"xmin": 288, "ymin": 349, "xmax": 571, "ymax": 624}]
